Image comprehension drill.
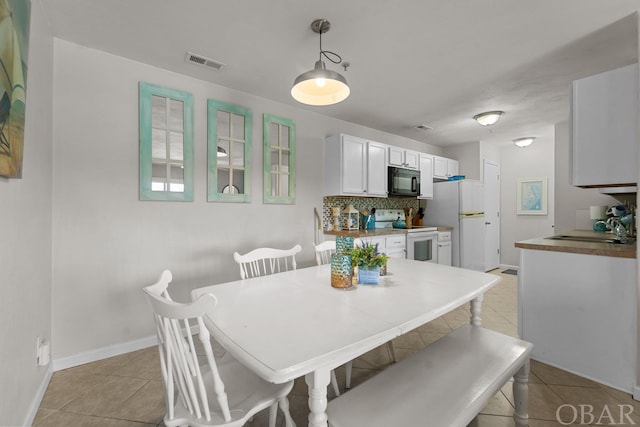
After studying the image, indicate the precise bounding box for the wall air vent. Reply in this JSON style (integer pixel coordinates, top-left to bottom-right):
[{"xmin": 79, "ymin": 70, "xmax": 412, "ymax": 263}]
[{"xmin": 185, "ymin": 52, "xmax": 226, "ymax": 71}]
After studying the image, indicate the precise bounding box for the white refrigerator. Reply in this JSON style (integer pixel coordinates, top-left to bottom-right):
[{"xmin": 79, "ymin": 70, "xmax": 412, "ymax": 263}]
[{"xmin": 424, "ymin": 180, "xmax": 486, "ymax": 271}]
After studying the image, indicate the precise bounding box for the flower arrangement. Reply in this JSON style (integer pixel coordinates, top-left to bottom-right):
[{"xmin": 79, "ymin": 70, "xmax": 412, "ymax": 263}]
[{"xmin": 348, "ymin": 241, "xmax": 389, "ymax": 269}]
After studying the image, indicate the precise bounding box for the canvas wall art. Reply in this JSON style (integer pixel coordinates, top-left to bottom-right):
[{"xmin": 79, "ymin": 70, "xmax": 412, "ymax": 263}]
[{"xmin": 0, "ymin": 0, "xmax": 30, "ymax": 178}]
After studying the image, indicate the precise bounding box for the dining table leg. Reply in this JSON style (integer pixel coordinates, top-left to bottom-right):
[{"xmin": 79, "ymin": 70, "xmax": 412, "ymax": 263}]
[
  {"xmin": 470, "ymin": 293, "xmax": 484, "ymax": 326},
  {"xmin": 305, "ymin": 368, "xmax": 331, "ymax": 427}
]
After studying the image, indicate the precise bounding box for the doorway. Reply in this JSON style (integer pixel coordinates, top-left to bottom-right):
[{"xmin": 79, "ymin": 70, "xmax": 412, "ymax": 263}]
[{"xmin": 484, "ymin": 160, "xmax": 500, "ymax": 271}]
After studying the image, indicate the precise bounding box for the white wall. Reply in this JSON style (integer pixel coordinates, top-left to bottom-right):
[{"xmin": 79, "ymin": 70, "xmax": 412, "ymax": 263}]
[
  {"xmin": 554, "ymin": 121, "xmax": 618, "ymax": 231},
  {"xmin": 500, "ymin": 131, "xmax": 556, "ymax": 267},
  {"xmin": 0, "ymin": 1, "xmax": 54, "ymax": 424},
  {"xmin": 444, "ymin": 142, "xmax": 480, "ymax": 179},
  {"xmin": 51, "ymin": 39, "xmax": 442, "ymax": 360}
]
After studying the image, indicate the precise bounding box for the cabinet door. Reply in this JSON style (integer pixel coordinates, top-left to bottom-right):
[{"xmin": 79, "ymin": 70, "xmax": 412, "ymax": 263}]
[
  {"xmin": 367, "ymin": 141, "xmax": 388, "ymax": 197},
  {"xmin": 571, "ymin": 64, "xmax": 638, "ymax": 186},
  {"xmin": 433, "ymin": 156, "xmax": 448, "ymax": 179},
  {"xmin": 447, "ymin": 159, "xmax": 459, "ymax": 177},
  {"xmin": 388, "ymin": 146, "xmax": 404, "ymax": 166},
  {"xmin": 419, "ymin": 155, "xmax": 434, "ymax": 199},
  {"xmin": 404, "ymin": 150, "xmax": 419, "ymax": 169},
  {"xmin": 341, "ymin": 135, "xmax": 367, "ymax": 194}
]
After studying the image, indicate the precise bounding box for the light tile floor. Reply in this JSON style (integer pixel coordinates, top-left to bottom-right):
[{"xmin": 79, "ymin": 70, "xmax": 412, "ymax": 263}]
[{"xmin": 33, "ymin": 270, "xmax": 640, "ymax": 426}]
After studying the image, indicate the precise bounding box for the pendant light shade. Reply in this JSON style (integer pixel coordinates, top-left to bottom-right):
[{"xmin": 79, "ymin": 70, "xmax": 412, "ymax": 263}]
[
  {"xmin": 291, "ymin": 60, "xmax": 350, "ymax": 106},
  {"xmin": 473, "ymin": 111, "xmax": 504, "ymax": 126},
  {"xmin": 291, "ymin": 19, "xmax": 350, "ymax": 106}
]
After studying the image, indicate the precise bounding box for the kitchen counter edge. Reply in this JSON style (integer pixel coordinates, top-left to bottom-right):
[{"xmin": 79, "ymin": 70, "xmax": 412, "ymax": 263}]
[
  {"xmin": 515, "ymin": 231, "xmax": 636, "ymax": 259},
  {"xmin": 324, "ymin": 226, "xmax": 452, "ymax": 238}
]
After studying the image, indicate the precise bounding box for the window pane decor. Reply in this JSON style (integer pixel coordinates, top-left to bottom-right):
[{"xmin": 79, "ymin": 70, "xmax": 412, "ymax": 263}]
[
  {"xmin": 139, "ymin": 82, "xmax": 194, "ymax": 201},
  {"xmin": 208, "ymin": 99, "xmax": 252, "ymax": 202},
  {"xmin": 263, "ymin": 114, "xmax": 295, "ymax": 204}
]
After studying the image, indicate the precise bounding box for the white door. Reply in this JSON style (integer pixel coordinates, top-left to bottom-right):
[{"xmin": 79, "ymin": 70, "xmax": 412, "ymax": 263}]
[{"xmin": 483, "ymin": 160, "xmax": 500, "ymax": 271}]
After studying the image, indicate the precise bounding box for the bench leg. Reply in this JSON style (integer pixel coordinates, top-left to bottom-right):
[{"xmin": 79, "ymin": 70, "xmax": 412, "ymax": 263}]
[
  {"xmin": 513, "ymin": 359, "xmax": 530, "ymax": 426},
  {"xmin": 470, "ymin": 294, "xmax": 484, "ymax": 326}
]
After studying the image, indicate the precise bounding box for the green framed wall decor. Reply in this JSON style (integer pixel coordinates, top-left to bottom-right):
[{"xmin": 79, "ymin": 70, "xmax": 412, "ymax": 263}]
[
  {"xmin": 263, "ymin": 113, "xmax": 295, "ymax": 204},
  {"xmin": 139, "ymin": 82, "xmax": 194, "ymax": 201},
  {"xmin": 207, "ymin": 99, "xmax": 252, "ymax": 202}
]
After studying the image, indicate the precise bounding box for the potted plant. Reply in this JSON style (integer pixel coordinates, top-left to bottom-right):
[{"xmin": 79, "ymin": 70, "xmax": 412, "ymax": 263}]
[{"xmin": 348, "ymin": 241, "xmax": 389, "ymax": 285}]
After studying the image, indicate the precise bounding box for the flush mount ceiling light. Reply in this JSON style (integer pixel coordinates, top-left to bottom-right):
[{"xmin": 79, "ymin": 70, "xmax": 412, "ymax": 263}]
[
  {"xmin": 217, "ymin": 146, "xmax": 228, "ymax": 157},
  {"xmin": 473, "ymin": 111, "xmax": 504, "ymax": 126},
  {"xmin": 291, "ymin": 19, "xmax": 350, "ymax": 106},
  {"xmin": 513, "ymin": 137, "xmax": 535, "ymax": 148}
]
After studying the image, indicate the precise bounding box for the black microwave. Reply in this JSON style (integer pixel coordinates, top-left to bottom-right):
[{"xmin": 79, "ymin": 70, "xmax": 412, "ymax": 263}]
[{"xmin": 388, "ymin": 166, "xmax": 420, "ymax": 197}]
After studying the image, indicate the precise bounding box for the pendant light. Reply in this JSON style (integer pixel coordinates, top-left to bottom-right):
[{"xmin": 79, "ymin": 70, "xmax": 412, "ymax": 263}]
[
  {"xmin": 291, "ymin": 19, "xmax": 350, "ymax": 106},
  {"xmin": 513, "ymin": 137, "xmax": 535, "ymax": 148},
  {"xmin": 473, "ymin": 111, "xmax": 504, "ymax": 126}
]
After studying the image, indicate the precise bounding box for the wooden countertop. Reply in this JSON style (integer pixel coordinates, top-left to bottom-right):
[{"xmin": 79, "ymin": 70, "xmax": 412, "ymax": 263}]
[
  {"xmin": 324, "ymin": 225, "xmax": 451, "ymax": 238},
  {"xmin": 515, "ymin": 230, "xmax": 636, "ymax": 259}
]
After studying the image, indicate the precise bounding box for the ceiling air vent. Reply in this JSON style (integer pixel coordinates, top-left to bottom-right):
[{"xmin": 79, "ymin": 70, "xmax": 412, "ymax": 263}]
[{"xmin": 185, "ymin": 51, "xmax": 226, "ymax": 71}]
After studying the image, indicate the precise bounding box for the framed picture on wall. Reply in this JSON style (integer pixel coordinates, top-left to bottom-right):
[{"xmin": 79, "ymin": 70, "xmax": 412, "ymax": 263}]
[
  {"xmin": 517, "ymin": 177, "xmax": 547, "ymax": 215},
  {"xmin": 0, "ymin": 0, "xmax": 31, "ymax": 178}
]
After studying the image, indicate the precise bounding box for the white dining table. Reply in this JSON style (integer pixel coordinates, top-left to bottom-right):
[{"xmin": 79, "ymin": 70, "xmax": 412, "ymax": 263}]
[{"xmin": 191, "ymin": 258, "xmax": 501, "ymax": 427}]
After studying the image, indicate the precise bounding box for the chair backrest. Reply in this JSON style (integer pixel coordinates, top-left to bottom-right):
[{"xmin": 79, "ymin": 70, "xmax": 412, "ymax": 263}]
[
  {"xmin": 233, "ymin": 244, "xmax": 302, "ymax": 279},
  {"xmin": 314, "ymin": 240, "xmax": 336, "ymax": 266},
  {"xmin": 143, "ymin": 270, "xmax": 232, "ymax": 424}
]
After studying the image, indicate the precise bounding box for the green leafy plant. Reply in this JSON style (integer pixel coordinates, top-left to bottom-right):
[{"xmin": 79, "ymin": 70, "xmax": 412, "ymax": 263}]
[{"xmin": 348, "ymin": 241, "xmax": 389, "ymax": 269}]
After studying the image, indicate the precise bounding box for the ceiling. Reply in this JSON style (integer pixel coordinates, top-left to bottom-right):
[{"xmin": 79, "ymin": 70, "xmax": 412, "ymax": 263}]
[{"xmin": 40, "ymin": 0, "xmax": 640, "ymax": 148}]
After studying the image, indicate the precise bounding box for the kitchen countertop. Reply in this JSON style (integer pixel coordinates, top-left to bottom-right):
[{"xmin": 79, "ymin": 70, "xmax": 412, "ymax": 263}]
[
  {"xmin": 515, "ymin": 229, "xmax": 636, "ymax": 259},
  {"xmin": 324, "ymin": 225, "xmax": 452, "ymax": 238}
]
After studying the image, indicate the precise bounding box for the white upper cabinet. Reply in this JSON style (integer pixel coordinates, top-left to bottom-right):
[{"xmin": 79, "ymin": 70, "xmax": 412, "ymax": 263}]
[
  {"xmin": 325, "ymin": 134, "xmax": 388, "ymax": 197},
  {"xmin": 389, "ymin": 146, "xmax": 419, "ymax": 169},
  {"xmin": 571, "ymin": 64, "xmax": 638, "ymax": 187},
  {"xmin": 433, "ymin": 155, "xmax": 459, "ymax": 180},
  {"xmin": 418, "ymin": 154, "xmax": 434, "ymax": 199},
  {"xmin": 366, "ymin": 141, "xmax": 388, "ymax": 196}
]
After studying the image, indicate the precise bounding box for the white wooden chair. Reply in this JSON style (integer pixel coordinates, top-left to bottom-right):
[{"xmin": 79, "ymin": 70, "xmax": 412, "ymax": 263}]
[
  {"xmin": 143, "ymin": 270, "xmax": 296, "ymax": 427},
  {"xmin": 313, "ymin": 240, "xmax": 397, "ymax": 392},
  {"xmin": 313, "ymin": 240, "xmax": 336, "ymax": 266},
  {"xmin": 233, "ymin": 245, "xmax": 302, "ymax": 279}
]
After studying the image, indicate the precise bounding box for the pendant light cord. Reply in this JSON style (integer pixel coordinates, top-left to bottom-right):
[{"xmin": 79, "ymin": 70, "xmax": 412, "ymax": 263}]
[{"xmin": 318, "ymin": 26, "xmax": 342, "ymax": 65}]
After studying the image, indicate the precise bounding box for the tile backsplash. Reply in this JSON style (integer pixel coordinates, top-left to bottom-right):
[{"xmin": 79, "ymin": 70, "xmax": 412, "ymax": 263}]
[{"xmin": 322, "ymin": 196, "xmax": 420, "ymax": 230}]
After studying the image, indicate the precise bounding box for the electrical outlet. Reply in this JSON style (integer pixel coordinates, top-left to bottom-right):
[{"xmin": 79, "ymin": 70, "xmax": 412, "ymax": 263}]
[
  {"xmin": 36, "ymin": 336, "xmax": 42, "ymax": 363},
  {"xmin": 36, "ymin": 336, "xmax": 50, "ymax": 366}
]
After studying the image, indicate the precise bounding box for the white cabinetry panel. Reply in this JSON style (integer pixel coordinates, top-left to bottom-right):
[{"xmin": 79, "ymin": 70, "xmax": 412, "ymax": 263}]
[
  {"xmin": 389, "ymin": 147, "xmax": 419, "ymax": 169},
  {"xmin": 324, "ymin": 134, "xmax": 387, "ymax": 197},
  {"xmin": 418, "ymin": 155, "xmax": 433, "ymax": 199},
  {"xmin": 433, "ymin": 155, "xmax": 459, "ymax": 180},
  {"xmin": 571, "ymin": 64, "xmax": 638, "ymax": 187},
  {"xmin": 519, "ymin": 249, "xmax": 636, "ymax": 392}
]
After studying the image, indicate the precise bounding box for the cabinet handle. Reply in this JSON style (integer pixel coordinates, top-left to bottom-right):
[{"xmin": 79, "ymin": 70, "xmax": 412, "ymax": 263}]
[{"xmin": 485, "ymin": 221, "xmax": 491, "ymax": 225}]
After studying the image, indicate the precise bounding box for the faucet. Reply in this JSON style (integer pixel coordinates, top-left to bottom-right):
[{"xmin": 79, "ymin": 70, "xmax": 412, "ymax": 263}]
[{"xmin": 606, "ymin": 217, "xmax": 628, "ymax": 242}]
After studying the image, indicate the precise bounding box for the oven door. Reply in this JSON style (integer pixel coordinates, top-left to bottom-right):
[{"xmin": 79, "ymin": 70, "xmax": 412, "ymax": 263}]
[{"xmin": 406, "ymin": 231, "xmax": 438, "ymax": 263}]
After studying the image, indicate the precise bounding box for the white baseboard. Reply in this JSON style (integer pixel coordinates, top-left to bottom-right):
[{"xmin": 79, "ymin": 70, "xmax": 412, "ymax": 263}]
[
  {"xmin": 52, "ymin": 334, "xmax": 157, "ymax": 372},
  {"xmin": 499, "ymin": 264, "xmax": 519, "ymax": 271},
  {"xmin": 23, "ymin": 365, "xmax": 53, "ymax": 427}
]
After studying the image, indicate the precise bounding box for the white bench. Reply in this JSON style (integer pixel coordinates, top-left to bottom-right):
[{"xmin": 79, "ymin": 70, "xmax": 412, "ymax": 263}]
[{"xmin": 327, "ymin": 324, "xmax": 533, "ymax": 427}]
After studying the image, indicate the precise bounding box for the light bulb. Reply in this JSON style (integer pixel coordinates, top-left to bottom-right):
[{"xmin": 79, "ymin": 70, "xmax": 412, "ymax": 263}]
[{"xmin": 315, "ymin": 78, "xmax": 326, "ymax": 88}]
